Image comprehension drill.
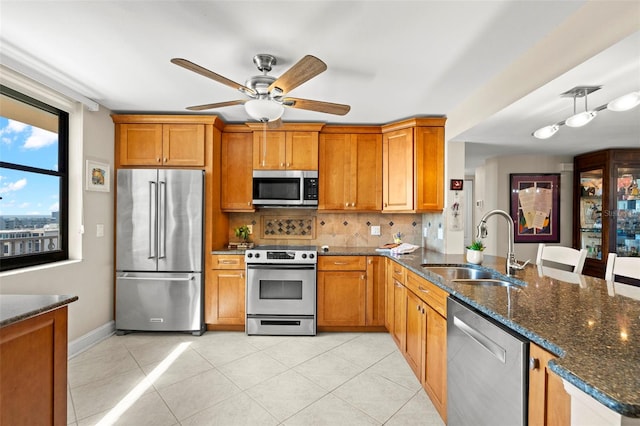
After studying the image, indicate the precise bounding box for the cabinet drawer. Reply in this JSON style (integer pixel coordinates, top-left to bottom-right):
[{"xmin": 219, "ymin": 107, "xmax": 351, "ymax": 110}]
[
  {"xmin": 390, "ymin": 262, "xmax": 406, "ymax": 284},
  {"xmin": 406, "ymin": 270, "xmax": 448, "ymax": 317},
  {"xmin": 211, "ymin": 254, "xmax": 245, "ymax": 270},
  {"xmin": 318, "ymin": 256, "xmax": 366, "ymax": 271}
]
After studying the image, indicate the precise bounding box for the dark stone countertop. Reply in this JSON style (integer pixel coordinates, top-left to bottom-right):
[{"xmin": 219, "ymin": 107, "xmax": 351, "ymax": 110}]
[
  {"xmin": 211, "ymin": 245, "xmax": 640, "ymax": 417},
  {"xmin": 0, "ymin": 294, "xmax": 78, "ymax": 328}
]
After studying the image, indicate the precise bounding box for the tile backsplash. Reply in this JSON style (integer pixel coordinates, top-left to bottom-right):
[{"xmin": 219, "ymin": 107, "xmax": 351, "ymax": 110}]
[{"xmin": 228, "ymin": 210, "xmax": 423, "ymax": 247}]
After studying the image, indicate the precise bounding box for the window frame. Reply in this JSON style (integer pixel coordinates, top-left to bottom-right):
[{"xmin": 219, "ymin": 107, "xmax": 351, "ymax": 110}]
[{"xmin": 0, "ymin": 84, "xmax": 69, "ymax": 271}]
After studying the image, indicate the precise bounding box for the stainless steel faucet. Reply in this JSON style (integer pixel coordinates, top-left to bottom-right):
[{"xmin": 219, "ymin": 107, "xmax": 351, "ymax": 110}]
[{"xmin": 477, "ymin": 209, "xmax": 530, "ymax": 276}]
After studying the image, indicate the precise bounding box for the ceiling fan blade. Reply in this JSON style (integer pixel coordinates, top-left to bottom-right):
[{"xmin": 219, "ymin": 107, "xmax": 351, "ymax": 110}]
[
  {"xmin": 283, "ymin": 97, "xmax": 351, "ymax": 116},
  {"xmin": 267, "ymin": 118, "xmax": 283, "ymax": 129},
  {"xmin": 268, "ymin": 55, "xmax": 327, "ymax": 95},
  {"xmin": 171, "ymin": 58, "xmax": 256, "ymax": 96},
  {"xmin": 185, "ymin": 100, "xmax": 246, "ymax": 111}
]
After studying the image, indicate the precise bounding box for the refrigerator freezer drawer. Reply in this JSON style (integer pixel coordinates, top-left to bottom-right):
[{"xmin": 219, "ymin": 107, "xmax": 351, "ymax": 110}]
[{"xmin": 116, "ymin": 272, "xmax": 203, "ymax": 334}]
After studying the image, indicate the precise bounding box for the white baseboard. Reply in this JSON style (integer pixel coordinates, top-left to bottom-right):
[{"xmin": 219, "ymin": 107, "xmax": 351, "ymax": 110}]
[{"xmin": 68, "ymin": 320, "xmax": 115, "ymax": 359}]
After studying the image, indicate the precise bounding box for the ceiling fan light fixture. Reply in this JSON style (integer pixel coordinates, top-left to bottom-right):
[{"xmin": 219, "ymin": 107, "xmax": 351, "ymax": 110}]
[
  {"xmin": 244, "ymin": 99, "xmax": 284, "ymax": 122},
  {"xmin": 533, "ymin": 124, "xmax": 560, "ymax": 139},
  {"xmin": 565, "ymin": 110, "xmax": 597, "ymax": 127},
  {"xmin": 607, "ymin": 91, "xmax": 640, "ymax": 112}
]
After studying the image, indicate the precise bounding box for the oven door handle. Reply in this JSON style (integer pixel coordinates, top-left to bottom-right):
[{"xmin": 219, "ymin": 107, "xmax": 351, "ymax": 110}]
[{"xmin": 246, "ymin": 264, "xmax": 316, "ymax": 271}]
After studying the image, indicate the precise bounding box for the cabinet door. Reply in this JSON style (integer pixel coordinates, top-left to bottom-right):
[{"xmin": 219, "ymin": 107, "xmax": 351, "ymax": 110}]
[
  {"xmin": 366, "ymin": 256, "xmax": 385, "ymax": 326},
  {"xmin": 385, "ymin": 258, "xmax": 395, "ymax": 332},
  {"xmin": 529, "ymin": 344, "xmax": 571, "ymax": 426},
  {"xmin": 286, "ymin": 131, "xmax": 318, "ymax": 170},
  {"xmin": 253, "ymin": 131, "xmax": 286, "ymax": 169},
  {"xmin": 317, "ymin": 271, "xmax": 366, "ymax": 326},
  {"xmin": 415, "ymin": 126, "xmax": 444, "ymax": 211},
  {"xmin": 405, "ymin": 290, "xmax": 425, "ymax": 379},
  {"xmin": 205, "ymin": 269, "xmax": 245, "ymax": 325},
  {"xmin": 424, "ymin": 305, "xmax": 447, "ymax": 422},
  {"xmin": 392, "ymin": 278, "xmax": 407, "ymax": 350},
  {"xmin": 318, "ymin": 134, "xmax": 350, "ymax": 210},
  {"xmin": 352, "ymin": 134, "xmax": 382, "ymax": 211},
  {"xmin": 118, "ymin": 123, "xmax": 163, "ymax": 166},
  {"xmin": 383, "ymin": 128, "xmax": 414, "ymax": 211},
  {"xmin": 162, "ymin": 124, "xmax": 205, "ymax": 166},
  {"xmin": 221, "ymin": 132, "xmax": 254, "ymax": 211}
]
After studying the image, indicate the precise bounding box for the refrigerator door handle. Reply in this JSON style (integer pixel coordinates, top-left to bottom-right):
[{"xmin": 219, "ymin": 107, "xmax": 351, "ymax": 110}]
[
  {"xmin": 159, "ymin": 180, "xmax": 167, "ymax": 259},
  {"xmin": 149, "ymin": 181, "xmax": 157, "ymax": 259},
  {"xmin": 118, "ymin": 273, "xmax": 195, "ymax": 282}
]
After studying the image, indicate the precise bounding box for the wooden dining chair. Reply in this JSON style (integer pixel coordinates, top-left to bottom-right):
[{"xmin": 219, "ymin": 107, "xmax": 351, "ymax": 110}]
[{"xmin": 536, "ymin": 244, "xmax": 588, "ymax": 274}]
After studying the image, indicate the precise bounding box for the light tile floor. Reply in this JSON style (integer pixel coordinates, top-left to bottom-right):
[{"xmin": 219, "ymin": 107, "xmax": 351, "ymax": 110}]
[{"xmin": 67, "ymin": 331, "xmax": 445, "ymax": 426}]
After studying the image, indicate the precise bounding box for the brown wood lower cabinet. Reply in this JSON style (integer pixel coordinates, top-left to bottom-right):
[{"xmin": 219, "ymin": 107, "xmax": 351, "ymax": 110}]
[
  {"xmin": 386, "ymin": 263, "xmax": 448, "ymax": 423},
  {"xmin": 317, "ymin": 256, "xmax": 385, "ymax": 329},
  {"xmin": 205, "ymin": 255, "xmax": 246, "ymax": 328},
  {"xmin": 529, "ymin": 343, "xmax": 571, "ymax": 426},
  {"xmin": 0, "ymin": 307, "xmax": 69, "ymax": 425}
]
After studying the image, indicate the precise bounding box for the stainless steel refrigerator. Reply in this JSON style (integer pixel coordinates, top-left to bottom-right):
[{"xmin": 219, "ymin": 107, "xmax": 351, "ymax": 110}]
[{"xmin": 115, "ymin": 169, "xmax": 204, "ymax": 335}]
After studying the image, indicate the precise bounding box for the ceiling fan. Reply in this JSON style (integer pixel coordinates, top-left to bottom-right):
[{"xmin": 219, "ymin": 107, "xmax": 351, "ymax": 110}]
[{"xmin": 171, "ymin": 54, "xmax": 351, "ymax": 127}]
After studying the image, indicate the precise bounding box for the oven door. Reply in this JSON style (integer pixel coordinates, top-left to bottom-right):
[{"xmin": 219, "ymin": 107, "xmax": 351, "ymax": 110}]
[{"xmin": 246, "ymin": 264, "xmax": 316, "ymax": 315}]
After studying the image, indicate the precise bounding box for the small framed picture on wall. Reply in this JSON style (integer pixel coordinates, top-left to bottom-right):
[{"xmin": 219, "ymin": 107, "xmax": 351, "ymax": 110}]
[{"xmin": 450, "ymin": 179, "xmax": 464, "ymax": 191}]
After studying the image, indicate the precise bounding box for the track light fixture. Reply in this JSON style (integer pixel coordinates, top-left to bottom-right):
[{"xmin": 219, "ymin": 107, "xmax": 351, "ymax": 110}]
[{"xmin": 532, "ymin": 86, "xmax": 640, "ymax": 139}]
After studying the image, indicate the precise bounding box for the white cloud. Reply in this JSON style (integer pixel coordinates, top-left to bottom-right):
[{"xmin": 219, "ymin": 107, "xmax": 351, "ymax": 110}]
[
  {"xmin": 19, "ymin": 202, "xmax": 30, "ymax": 209},
  {"xmin": 6, "ymin": 119, "xmax": 28, "ymax": 133},
  {"xmin": 49, "ymin": 202, "xmax": 59, "ymax": 212},
  {"xmin": 0, "ymin": 177, "xmax": 27, "ymax": 194},
  {"xmin": 23, "ymin": 127, "xmax": 57, "ymax": 150}
]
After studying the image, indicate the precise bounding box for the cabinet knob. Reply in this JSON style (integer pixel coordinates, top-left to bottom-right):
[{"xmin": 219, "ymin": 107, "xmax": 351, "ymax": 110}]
[
  {"xmin": 164, "ymin": 158, "xmax": 168, "ymax": 163},
  {"xmin": 417, "ymin": 304, "xmax": 421, "ymax": 311},
  {"xmin": 247, "ymin": 202, "xmax": 251, "ymax": 206},
  {"xmin": 384, "ymin": 203, "xmax": 388, "ymax": 207},
  {"xmin": 361, "ymin": 274, "xmax": 365, "ymax": 280},
  {"xmin": 286, "ymin": 162, "xmax": 290, "ymax": 167},
  {"xmin": 157, "ymin": 158, "xmax": 161, "ymax": 163},
  {"xmin": 280, "ymin": 162, "xmax": 284, "ymax": 167},
  {"xmin": 345, "ymin": 202, "xmax": 349, "ymax": 207},
  {"xmin": 422, "ymin": 307, "xmax": 425, "ymax": 314}
]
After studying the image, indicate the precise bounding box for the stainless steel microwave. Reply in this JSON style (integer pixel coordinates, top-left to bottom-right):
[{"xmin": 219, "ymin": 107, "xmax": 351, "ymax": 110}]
[{"xmin": 252, "ymin": 170, "xmax": 318, "ymax": 207}]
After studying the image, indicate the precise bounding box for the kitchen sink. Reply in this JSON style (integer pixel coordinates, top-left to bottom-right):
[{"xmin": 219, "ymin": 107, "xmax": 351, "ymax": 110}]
[
  {"xmin": 422, "ymin": 266, "xmax": 495, "ymax": 280},
  {"xmin": 422, "ymin": 266, "xmax": 522, "ymax": 288},
  {"xmin": 451, "ymin": 278, "xmax": 519, "ymax": 288}
]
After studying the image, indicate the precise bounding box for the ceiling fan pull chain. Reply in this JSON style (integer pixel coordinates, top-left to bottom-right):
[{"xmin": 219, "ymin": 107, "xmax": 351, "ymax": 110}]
[{"xmin": 262, "ymin": 121, "xmax": 267, "ymax": 167}]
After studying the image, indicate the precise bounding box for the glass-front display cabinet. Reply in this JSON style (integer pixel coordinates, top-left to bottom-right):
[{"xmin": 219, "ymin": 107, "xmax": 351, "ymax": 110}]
[{"xmin": 573, "ymin": 149, "xmax": 640, "ymax": 278}]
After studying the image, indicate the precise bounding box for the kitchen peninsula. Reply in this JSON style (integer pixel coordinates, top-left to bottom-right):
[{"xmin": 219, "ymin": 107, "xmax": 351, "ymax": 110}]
[{"xmin": 0, "ymin": 294, "xmax": 78, "ymax": 425}]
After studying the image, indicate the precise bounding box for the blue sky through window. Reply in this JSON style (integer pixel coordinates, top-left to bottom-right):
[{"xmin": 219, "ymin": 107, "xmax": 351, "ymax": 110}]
[{"xmin": 0, "ymin": 117, "xmax": 60, "ymax": 216}]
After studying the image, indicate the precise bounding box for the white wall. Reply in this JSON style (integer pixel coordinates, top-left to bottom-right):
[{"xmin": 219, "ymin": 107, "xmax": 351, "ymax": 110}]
[
  {"xmin": 474, "ymin": 154, "xmax": 574, "ymax": 263},
  {"xmin": 0, "ymin": 96, "xmax": 114, "ymax": 341}
]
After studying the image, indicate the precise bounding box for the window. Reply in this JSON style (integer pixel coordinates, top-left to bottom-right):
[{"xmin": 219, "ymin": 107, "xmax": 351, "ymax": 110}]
[{"xmin": 0, "ymin": 85, "xmax": 68, "ymax": 271}]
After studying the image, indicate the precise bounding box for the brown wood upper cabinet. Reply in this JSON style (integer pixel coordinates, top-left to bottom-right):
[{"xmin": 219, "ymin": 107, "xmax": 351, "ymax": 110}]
[
  {"xmin": 381, "ymin": 118, "xmax": 445, "ymax": 212},
  {"xmin": 252, "ymin": 131, "xmax": 318, "ymax": 170},
  {"xmin": 221, "ymin": 131, "xmax": 254, "ymax": 211},
  {"xmin": 117, "ymin": 123, "xmax": 205, "ymax": 166},
  {"xmin": 318, "ymin": 130, "xmax": 382, "ymax": 211}
]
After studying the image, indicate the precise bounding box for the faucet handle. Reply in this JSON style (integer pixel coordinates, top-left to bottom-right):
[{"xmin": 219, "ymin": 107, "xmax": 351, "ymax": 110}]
[{"xmin": 511, "ymin": 259, "xmax": 530, "ymax": 270}]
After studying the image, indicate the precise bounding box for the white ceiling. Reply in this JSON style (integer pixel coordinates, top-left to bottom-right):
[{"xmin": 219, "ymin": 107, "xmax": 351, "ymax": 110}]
[{"xmin": 1, "ymin": 1, "xmax": 639, "ymax": 174}]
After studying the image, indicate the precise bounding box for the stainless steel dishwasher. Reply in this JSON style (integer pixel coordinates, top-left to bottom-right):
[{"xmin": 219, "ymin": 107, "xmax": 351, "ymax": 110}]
[{"xmin": 447, "ymin": 297, "xmax": 528, "ymax": 426}]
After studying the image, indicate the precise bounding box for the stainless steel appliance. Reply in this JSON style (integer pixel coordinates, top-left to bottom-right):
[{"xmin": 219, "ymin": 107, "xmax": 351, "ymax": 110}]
[
  {"xmin": 447, "ymin": 297, "xmax": 528, "ymax": 426},
  {"xmin": 116, "ymin": 169, "xmax": 204, "ymax": 336},
  {"xmin": 252, "ymin": 170, "xmax": 318, "ymax": 207},
  {"xmin": 245, "ymin": 245, "xmax": 317, "ymax": 335}
]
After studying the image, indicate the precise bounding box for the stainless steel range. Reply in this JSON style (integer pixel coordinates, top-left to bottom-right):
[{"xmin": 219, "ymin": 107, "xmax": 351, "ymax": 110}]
[{"xmin": 245, "ymin": 245, "xmax": 317, "ymax": 336}]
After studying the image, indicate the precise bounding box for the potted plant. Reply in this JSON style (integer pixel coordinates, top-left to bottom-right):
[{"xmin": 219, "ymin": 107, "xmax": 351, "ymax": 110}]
[
  {"xmin": 466, "ymin": 240, "xmax": 485, "ymax": 264},
  {"xmin": 234, "ymin": 225, "xmax": 252, "ymax": 247}
]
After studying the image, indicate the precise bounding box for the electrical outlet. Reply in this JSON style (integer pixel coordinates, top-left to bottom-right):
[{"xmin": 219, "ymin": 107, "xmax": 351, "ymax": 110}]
[
  {"xmin": 96, "ymin": 224, "xmax": 104, "ymax": 238},
  {"xmin": 437, "ymin": 227, "xmax": 444, "ymax": 240},
  {"xmin": 246, "ymin": 224, "xmax": 253, "ymax": 234},
  {"xmin": 371, "ymin": 225, "xmax": 381, "ymax": 236}
]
